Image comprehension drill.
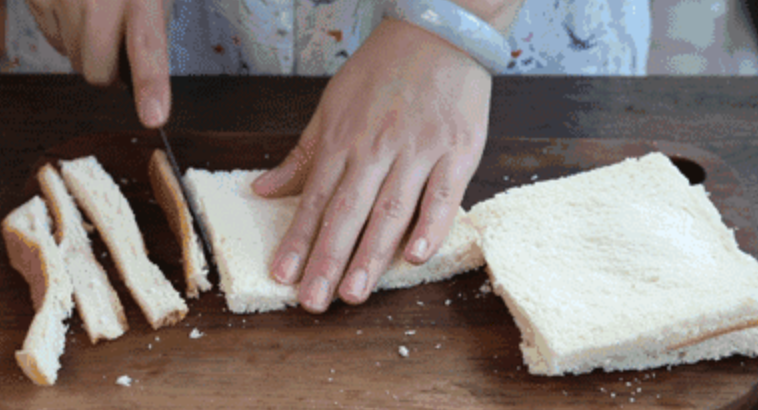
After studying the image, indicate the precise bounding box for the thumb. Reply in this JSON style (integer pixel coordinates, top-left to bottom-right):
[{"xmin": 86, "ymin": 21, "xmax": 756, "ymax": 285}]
[{"xmin": 252, "ymin": 115, "xmax": 321, "ymax": 197}]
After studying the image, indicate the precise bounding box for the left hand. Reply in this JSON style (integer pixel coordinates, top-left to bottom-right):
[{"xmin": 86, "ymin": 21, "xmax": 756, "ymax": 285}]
[{"xmin": 252, "ymin": 18, "xmax": 491, "ymax": 313}]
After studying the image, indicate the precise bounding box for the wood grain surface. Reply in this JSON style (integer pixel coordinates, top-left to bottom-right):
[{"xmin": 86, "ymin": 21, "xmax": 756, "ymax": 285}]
[{"xmin": 0, "ymin": 131, "xmax": 756, "ymax": 410}]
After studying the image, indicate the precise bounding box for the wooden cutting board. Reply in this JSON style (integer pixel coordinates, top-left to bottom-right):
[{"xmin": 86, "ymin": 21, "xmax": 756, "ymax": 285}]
[{"xmin": 1, "ymin": 131, "xmax": 757, "ymax": 410}]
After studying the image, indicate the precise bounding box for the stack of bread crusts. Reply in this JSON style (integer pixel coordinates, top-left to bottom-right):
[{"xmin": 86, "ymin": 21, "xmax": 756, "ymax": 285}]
[{"xmin": 3, "ymin": 150, "xmax": 758, "ymax": 385}]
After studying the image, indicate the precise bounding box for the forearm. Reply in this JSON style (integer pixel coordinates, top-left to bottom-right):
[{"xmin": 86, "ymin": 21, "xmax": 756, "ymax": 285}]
[{"xmin": 448, "ymin": 0, "xmax": 526, "ymax": 33}]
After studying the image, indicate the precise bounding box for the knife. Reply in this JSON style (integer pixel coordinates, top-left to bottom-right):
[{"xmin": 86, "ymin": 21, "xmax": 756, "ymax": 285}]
[{"xmin": 118, "ymin": 46, "xmax": 217, "ymax": 270}]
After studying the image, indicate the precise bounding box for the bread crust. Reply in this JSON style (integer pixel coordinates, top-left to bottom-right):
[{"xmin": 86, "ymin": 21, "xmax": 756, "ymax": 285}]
[
  {"xmin": 38, "ymin": 164, "xmax": 129, "ymax": 344},
  {"xmin": 149, "ymin": 150, "xmax": 210, "ymax": 298}
]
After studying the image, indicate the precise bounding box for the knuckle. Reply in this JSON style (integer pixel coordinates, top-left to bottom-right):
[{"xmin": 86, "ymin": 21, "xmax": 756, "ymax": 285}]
[
  {"xmin": 431, "ymin": 184, "xmax": 456, "ymax": 205},
  {"xmin": 373, "ymin": 196, "xmax": 407, "ymax": 221},
  {"xmin": 300, "ymin": 190, "xmax": 329, "ymax": 215},
  {"xmin": 331, "ymin": 190, "xmax": 361, "ymax": 217}
]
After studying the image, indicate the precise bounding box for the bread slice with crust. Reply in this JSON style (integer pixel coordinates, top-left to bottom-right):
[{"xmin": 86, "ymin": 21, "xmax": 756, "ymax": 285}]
[
  {"xmin": 182, "ymin": 168, "xmax": 484, "ymax": 314},
  {"xmin": 148, "ymin": 150, "xmax": 210, "ymax": 298},
  {"xmin": 470, "ymin": 152, "xmax": 758, "ymax": 376},
  {"xmin": 38, "ymin": 164, "xmax": 128, "ymax": 343},
  {"xmin": 59, "ymin": 156, "xmax": 188, "ymax": 329},
  {"xmin": 3, "ymin": 196, "xmax": 74, "ymax": 385}
]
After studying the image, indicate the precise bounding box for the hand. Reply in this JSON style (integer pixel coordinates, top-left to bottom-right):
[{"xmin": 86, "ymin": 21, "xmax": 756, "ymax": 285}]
[
  {"xmin": 26, "ymin": 0, "xmax": 173, "ymax": 128},
  {"xmin": 252, "ymin": 18, "xmax": 491, "ymax": 313}
]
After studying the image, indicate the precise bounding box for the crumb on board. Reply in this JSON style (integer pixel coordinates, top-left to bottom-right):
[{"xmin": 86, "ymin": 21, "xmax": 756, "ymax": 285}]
[
  {"xmin": 356, "ymin": 330, "xmax": 362, "ymax": 335},
  {"xmin": 531, "ymin": 174, "xmax": 539, "ymax": 181},
  {"xmin": 398, "ymin": 346, "xmax": 409, "ymax": 358},
  {"xmin": 445, "ymin": 299, "xmax": 452, "ymax": 306},
  {"xmin": 155, "ymin": 336, "xmax": 160, "ymax": 342},
  {"xmin": 116, "ymin": 375, "xmax": 132, "ymax": 387},
  {"xmin": 189, "ymin": 328, "xmax": 205, "ymax": 339},
  {"xmin": 131, "ymin": 138, "xmax": 138, "ymax": 144},
  {"xmin": 405, "ymin": 330, "xmax": 416, "ymax": 336},
  {"xmin": 148, "ymin": 343, "xmax": 152, "ymax": 350},
  {"xmin": 435, "ymin": 344, "xmax": 442, "ymax": 349},
  {"xmin": 503, "ymin": 176, "xmax": 509, "ymax": 181}
]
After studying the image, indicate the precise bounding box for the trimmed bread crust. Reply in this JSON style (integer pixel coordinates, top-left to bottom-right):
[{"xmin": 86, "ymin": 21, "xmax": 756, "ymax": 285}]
[
  {"xmin": 148, "ymin": 150, "xmax": 210, "ymax": 298},
  {"xmin": 3, "ymin": 196, "xmax": 74, "ymax": 385},
  {"xmin": 59, "ymin": 156, "xmax": 188, "ymax": 329},
  {"xmin": 38, "ymin": 164, "xmax": 128, "ymax": 344},
  {"xmin": 183, "ymin": 168, "xmax": 485, "ymax": 314},
  {"xmin": 471, "ymin": 152, "xmax": 758, "ymax": 376}
]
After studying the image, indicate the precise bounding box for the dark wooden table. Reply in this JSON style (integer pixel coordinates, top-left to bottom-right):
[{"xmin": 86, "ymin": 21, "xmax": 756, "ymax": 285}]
[{"xmin": 1, "ymin": 75, "xmax": 757, "ymax": 409}]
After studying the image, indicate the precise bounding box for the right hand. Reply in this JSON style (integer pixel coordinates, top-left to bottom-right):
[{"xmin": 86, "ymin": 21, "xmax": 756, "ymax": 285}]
[{"xmin": 26, "ymin": 0, "xmax": 173, "ymax": 128}]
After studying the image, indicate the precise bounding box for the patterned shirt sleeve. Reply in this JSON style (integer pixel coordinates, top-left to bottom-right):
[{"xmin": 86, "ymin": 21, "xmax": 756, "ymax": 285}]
[{"xmin": 4, "ymin": 0, "xmax": 650, "ymax": 76}]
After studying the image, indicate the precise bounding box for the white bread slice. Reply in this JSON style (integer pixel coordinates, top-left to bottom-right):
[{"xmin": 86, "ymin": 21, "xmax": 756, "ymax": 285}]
[
  {"xmin": 148, "ymin": 150, "xmax": 210, "ymax": 298},
  {"xmin": 59, "ymin": 156, "xmax": 188, "ymax": 329},
  {"xmin": 2, "ymin": 196, "xmax": 74, "ymax": 385},
  {"xmin": 38, "ymin": 164, "xmax": 128, "ymax": 343},
  {"xmin": 469, "ymin": 152, "xmax": 758, "ymax": 376},
  {"xmin": 182, "ymin": 168, "xmax": 484, "ymax": 314}
]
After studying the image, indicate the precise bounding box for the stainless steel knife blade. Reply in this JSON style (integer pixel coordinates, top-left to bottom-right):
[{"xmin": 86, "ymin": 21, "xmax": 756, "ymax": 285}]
[{"xmin": 157, "ymin": 128, "xmax": 216, "ymax": 266}]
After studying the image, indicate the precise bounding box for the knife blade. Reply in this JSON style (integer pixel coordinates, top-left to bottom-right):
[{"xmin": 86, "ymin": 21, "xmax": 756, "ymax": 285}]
[{"xmin": 118, "ymin": 46, "xmax": 217, "ymax": 269}]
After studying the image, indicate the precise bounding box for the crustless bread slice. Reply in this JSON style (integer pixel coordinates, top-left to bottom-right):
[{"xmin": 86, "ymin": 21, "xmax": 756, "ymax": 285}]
[
  {"xmin": 60, "ymin": 156, "xmax": 188, "ymax": 329},
  {"xmin": 470, "ymin": 152, "xmax": 758, "ymax": 376},
  {"xmin": 148, "ymin": 150, "xmax": 210, "ymax": 298},
  {"xmin": 3, "ymin": 196, "xmax": 74, "ymax": 385},
  {"xmin": 182, "ymin": 168, "xmax": 484, "ymax": 314},
  {"xmin": 38, "ymin": 164, "xmax": 128, "ymax": 343}
]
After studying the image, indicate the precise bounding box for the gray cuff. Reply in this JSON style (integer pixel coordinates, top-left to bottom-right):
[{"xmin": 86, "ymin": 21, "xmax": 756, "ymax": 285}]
[{"xmin": 383, "ymin": 0, "xmax": 511, "ymax": 74}]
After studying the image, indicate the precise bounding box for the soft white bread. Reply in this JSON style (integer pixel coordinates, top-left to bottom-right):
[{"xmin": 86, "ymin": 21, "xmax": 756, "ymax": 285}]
[
  {"xmin": 469, "ymin": 152, "xmax": 758, "ymax": 376},
  {"xmin": 2, "ymin": 196, "xmax": 74, "ymax": 385},
  {"xmin": 183, "ymin": 168, "xmax": 484, "ymax": 314},
  {"xmin": 148, "ymin": 150, "xmax": 210, "ymax": 298},
  {"xmin": 38, "ymin": 164, "xmax": 128, "ymax": 344},
  {"xmin": 59, "ymin": 156, "xmax": 188, "ymax": 329}
]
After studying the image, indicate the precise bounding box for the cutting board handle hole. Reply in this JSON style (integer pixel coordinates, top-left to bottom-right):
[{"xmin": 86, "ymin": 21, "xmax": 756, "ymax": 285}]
[{"xmin": 669, "ymin": 156, "xmax": 706, "ymax": 185}]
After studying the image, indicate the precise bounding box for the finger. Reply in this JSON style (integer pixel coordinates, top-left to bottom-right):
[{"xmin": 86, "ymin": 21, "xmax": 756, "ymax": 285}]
[
  {"xmin": 125, "ymin": 0, "xmax": 171, "ymax": 128},
  {"xmin": 338, "ymin": 154, "xmax": 433, "ymax": 304},
  {"xmin": 269, "ymin": 148, "xmax": 346, "ymax": 287},
  {"xmin": 252, "ymin": 113, "xmax": 321, "ymax": 198},
  {"xmin": 27, "ymin": 0, "xmax": 65, "ymax": 54},
  {"xmin": 404, "ymin": 153, "xmax": 474, "ymax": 264},
  {"xmin": 81, "ymin": 0, "xmax": 125, "ymax": 86},
  {"xmin": 56, "ymin": 0, "xmax": 84, "ymax": 72},
  {"xmin": 298, "ymin": 158, "xmax": 393, "ymax": 313}
]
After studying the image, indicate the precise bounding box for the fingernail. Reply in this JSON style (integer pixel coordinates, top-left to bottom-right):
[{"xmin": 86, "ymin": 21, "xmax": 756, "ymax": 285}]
[
  {"xmin": 411, "ymin": 238, "xmax": 428, "ymax": 259},
  {"xmin": 253, "ymin": 170, "xmax": 276, "ymax": 191},
  {"xmin": 140, "ymin": 98, "xmax": 165, "ymax": 127},
  {"xmin": 346, "ymin": 269, "xmax": 368, "ymax": 300},
  {"xmin": 273, "ymin": 252, "xmax": 299, "ymax": 284},
  {"xmin": 306, "ymin": 276, "xmax": 331, "ymax": 312}
]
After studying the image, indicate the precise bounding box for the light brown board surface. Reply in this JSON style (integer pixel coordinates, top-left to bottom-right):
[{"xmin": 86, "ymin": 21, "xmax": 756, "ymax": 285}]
[{"xmin": 1, "ymin": 131, "xmax": 756, "ymax": 410}]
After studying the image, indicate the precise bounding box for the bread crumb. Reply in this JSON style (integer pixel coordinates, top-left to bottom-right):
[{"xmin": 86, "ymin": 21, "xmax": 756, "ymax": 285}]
[
  {"xmin": 637, "ymin": 387, "xmax": 641, "ymax": 393},
  {"xmin": 398, "ymin": 346, "xmax": 409, "ymax": 358},
  {"xmin": 189, "ymin": 328, "xmax": 205, "ymax": 339},
  {"xmin": 445, "ymin": 299, "xmax": 452, "ymax": 306},
  {"xmin": 330, "ymin": 369, "xmax": 335, "ymax": 374},
  {"xmin": 265, "ymin": 154, "xmax": 270, "ymax": 159},
  {"xmin": 479, "ymin": 281, "xmax": 492, "ymax": 294},
  {"xmin": 120, "ymin": 178, "xmax": 129, "ymax": 185},
  {"xmin": 131, "ymin": 138, "xmax": 138, "ymax": 143},
  {"xmin": 562, "ymin": 390, "xmax": 568, "ymax": 396},
  {"xmin": 328, "ymin": 377, "xmax": 333, "ymax": 382},
  {"xmin": 626, "ymin": 382, "xmax": 631, "ymax": 387},
  {"xmin": 405, "ymin": 330, "xmax": 416, "ymax": 336},
  {"xmin": 155, "ymin": 336, "xmax": 160, "ymax": 342},
  {"xmin": 503, "ymin": 176, "xmax": 509, "ymax": 181},
  {"xmin": 630, "ymin": 398, "xmax": 635, "ymax": 403},
  {"xmin": 656, "ymin": 394, "xmax": 660, "ymax": 399},
  {"xmin": 148, "ymin": 343, "xmax": 152, "ymax": 350},
  {"xmin": 435, "ymin": 344, "xmax": 442, "ymax": 349},
  {"xmin": 416, "ymin": 301, "xmax": 424, "ymax": 306},
  {"xmin": 387, "ymin": 316, "xmax": 392, "ymax": 321},
  {"xmin": 356, "ymin": 330, "xmax": 362, "ymax": 335},
  {"xmin": 611, "ymin": 393, "xmax": 616, "ymax": 398},
  {"xmin": 116, "ymin": 375, "xmax": 132, "ymax": 387},
  {"xmin": 531, "ymin": 174, "xmax": 539, "ymax": 181},
  {"xmin": 600, "ymin": 387, "xmax": 606, "ymax": 393}
]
